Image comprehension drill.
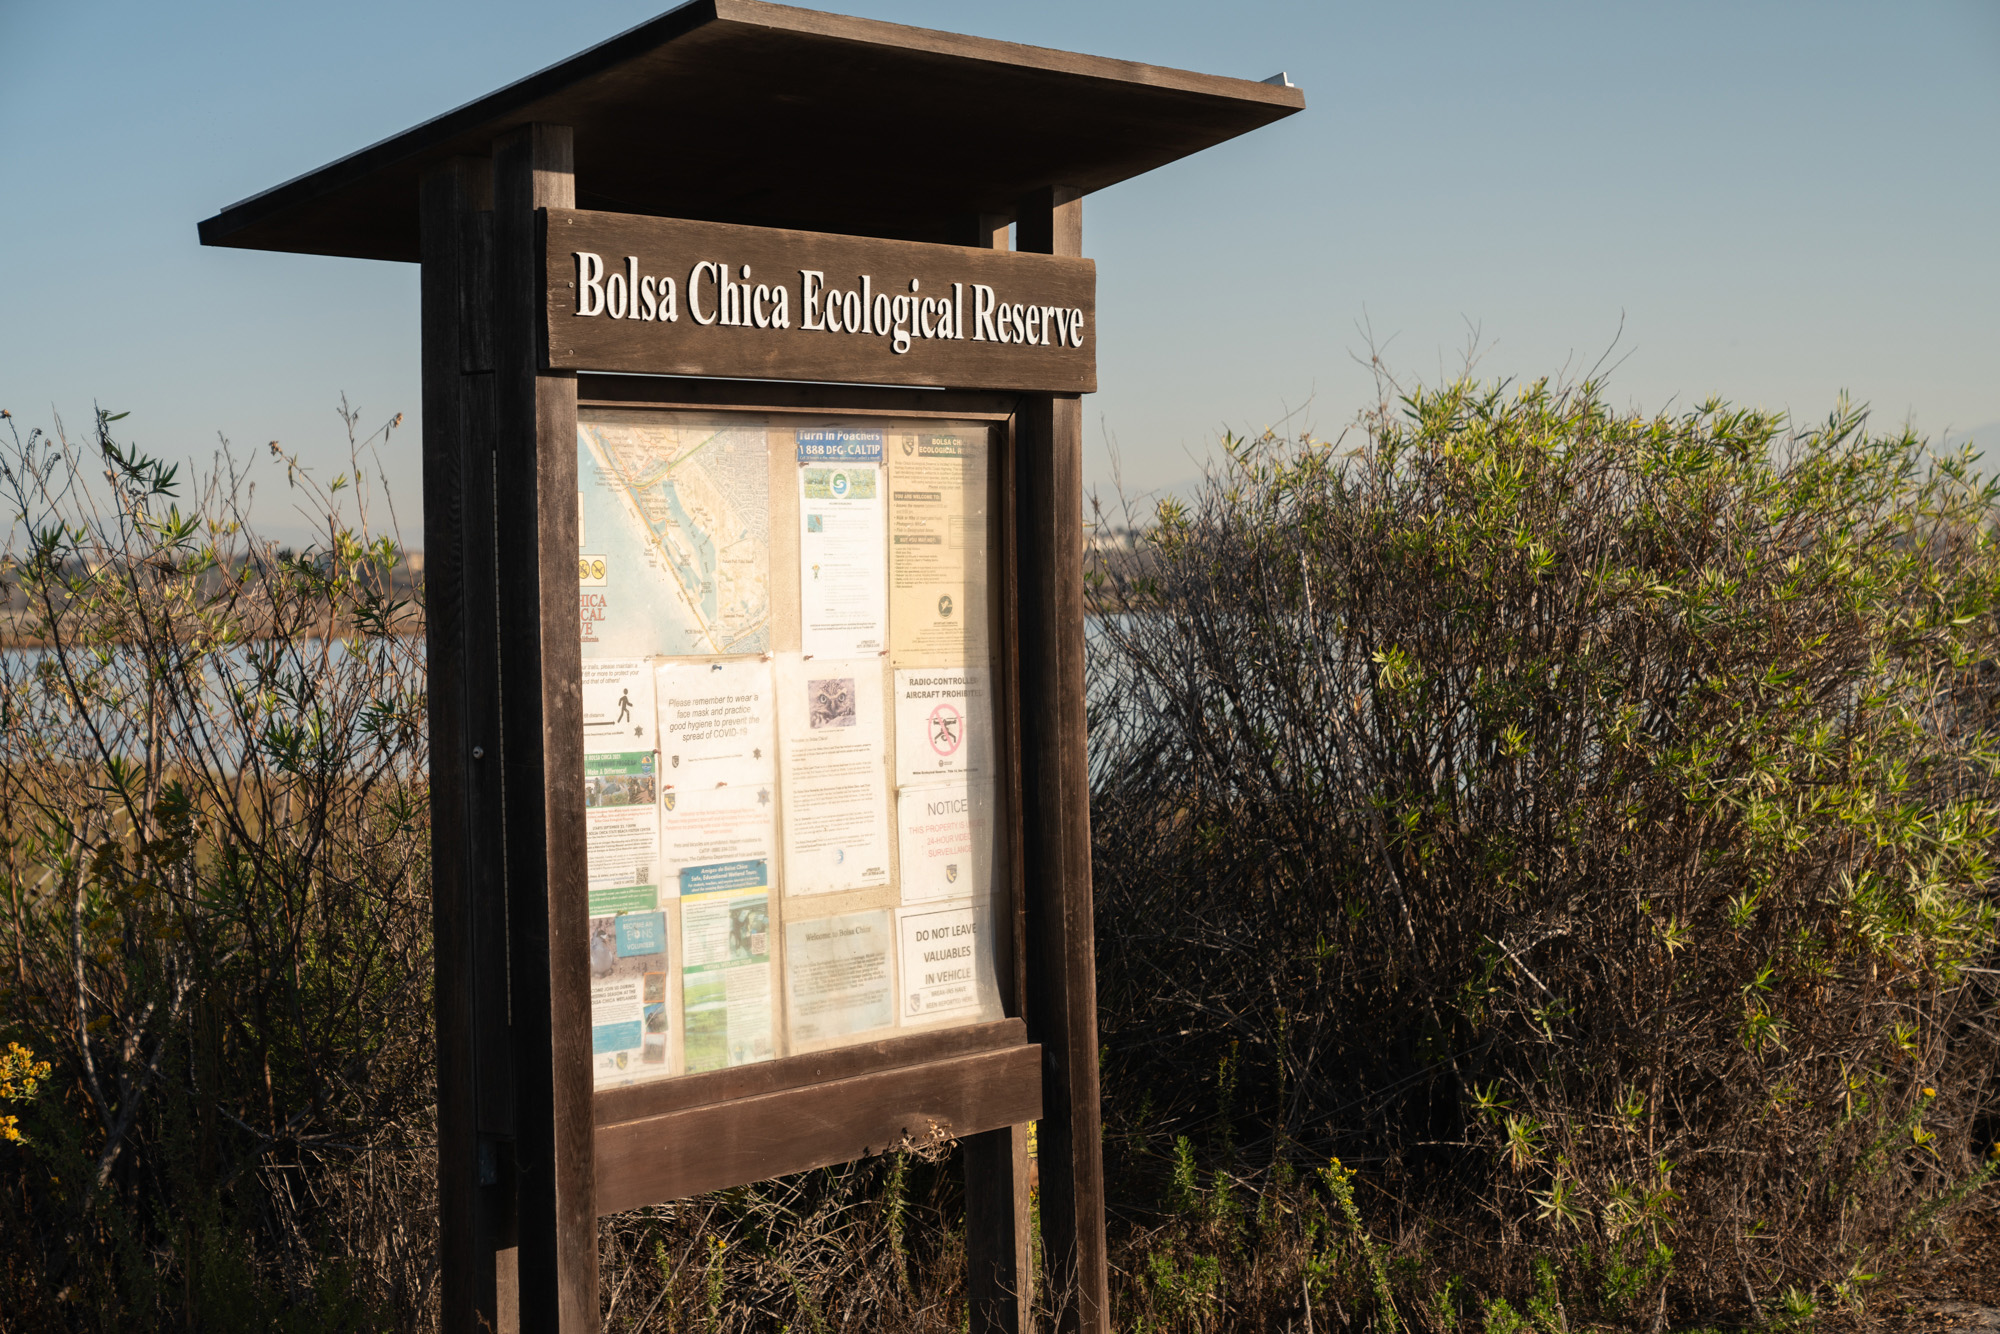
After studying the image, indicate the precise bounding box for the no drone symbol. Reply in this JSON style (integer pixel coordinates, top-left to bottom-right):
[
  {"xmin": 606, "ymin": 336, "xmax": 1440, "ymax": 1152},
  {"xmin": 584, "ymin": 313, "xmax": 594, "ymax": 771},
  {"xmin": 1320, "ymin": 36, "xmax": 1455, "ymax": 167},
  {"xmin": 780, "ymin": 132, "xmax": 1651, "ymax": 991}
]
[{"xmin": 928, "ymin": 703, "xmax": 963, "ymax": 757}]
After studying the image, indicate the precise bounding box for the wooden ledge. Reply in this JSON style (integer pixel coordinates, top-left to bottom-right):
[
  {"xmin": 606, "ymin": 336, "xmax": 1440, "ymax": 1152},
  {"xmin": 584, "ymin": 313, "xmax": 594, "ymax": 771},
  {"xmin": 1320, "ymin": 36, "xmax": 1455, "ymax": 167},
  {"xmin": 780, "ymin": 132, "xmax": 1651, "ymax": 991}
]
[{"xmin": 595, "ymin": 1039, "xmax": 1042, "ymax": 1212}]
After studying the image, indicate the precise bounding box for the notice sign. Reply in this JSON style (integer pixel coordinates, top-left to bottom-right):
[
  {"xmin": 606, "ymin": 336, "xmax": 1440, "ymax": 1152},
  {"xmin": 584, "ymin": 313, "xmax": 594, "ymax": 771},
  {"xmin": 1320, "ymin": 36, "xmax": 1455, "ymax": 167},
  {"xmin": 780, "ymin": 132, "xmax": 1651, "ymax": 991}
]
[
  {"xmin": 889, "ymin": 432, "xmax": 987, "ymax": 666},
  {"xmin": 897, "ymin": 779, "xmax": 994, "ymax": 905},
  {"xmin": 786, "ymin": 910, "xmax": 895, "ymax": 1043},
  {"xmin": 897, "ymin": 903, "xmax": 1000, "ymax": 1024},
  {"xmin": 893, "ymin": 668, "xmax": 994, "ymax": 787}
]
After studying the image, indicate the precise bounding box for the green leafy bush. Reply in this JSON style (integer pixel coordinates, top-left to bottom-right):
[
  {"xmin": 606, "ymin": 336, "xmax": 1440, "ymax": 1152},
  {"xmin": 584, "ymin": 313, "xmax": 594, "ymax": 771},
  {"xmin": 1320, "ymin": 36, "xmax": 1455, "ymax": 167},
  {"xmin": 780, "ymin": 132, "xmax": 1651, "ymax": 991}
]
[
  {"xmin": 1088, "ymin": 380, "xmax": 2000, "ymax": 1326},
  {"xmin": 0, "ymin": 407, "xmax": 433, "ymax": 1329}
]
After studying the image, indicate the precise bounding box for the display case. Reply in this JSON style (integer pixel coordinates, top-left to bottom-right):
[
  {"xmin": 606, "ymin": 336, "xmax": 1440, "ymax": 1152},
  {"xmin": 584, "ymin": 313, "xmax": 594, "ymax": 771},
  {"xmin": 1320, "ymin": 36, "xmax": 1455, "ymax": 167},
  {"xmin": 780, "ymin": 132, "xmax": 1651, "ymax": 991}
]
[{"xmin": 575, "ymin": 406, "xmax": 1012, "ymax": 1089}]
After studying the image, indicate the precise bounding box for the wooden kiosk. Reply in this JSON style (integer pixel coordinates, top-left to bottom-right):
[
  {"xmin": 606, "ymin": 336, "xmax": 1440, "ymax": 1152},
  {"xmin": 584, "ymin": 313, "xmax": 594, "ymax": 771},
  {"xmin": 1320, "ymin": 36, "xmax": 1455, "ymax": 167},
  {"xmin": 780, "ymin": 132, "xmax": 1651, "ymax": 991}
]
[{"xmin": 199, "ymin": 4, "xmax": 1300, "ymax": 1329}]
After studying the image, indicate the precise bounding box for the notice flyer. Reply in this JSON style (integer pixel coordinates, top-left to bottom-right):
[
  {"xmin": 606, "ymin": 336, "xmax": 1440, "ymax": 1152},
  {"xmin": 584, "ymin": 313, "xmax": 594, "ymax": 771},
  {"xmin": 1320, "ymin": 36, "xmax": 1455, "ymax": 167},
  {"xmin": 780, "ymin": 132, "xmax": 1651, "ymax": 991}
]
[
  {"xmin": 897, "ymin": 901, "xmax": 1001, "ymax": 1025},
  {"xmin": 680, "ymin": 891, "xmax": 774, "ymax": 1071},
  {"xmin": 888, "ymin": 431, "xmax": 988, "ymax": 664},
  {"xmin": 896, "ymin": 779, "xmax": 995, "ymax": 905},
  {"xmin": 577, "ymin": 416, "xmax": 772, "ymax": 658},
  {"xmin": 785, "ymin": 909, "xmax": 895, "ymax": 1044},
  {"xmin": 796, "ymin": 429, "xmax": 886, "ymax": 659},
  {"xmin": 662, "ymin": 784, "xmax": 776, "ymax": 897},
  {"xmin": 656, "ymin": 657, "xmax": 776, "ymax": 785},
  {"xmin": 776, "ymin": 655, "xmax": 892, "ymax": 894},
  {"xmin": 656, "ymin": 656, "xmax": 778, "ymax": 894},
  {"xmin": 590, "ymin": 901, "xmax": 670, "ymax": 1085},
  {"xmin": 582, "ymin": 659, "xmax": 661, "ymax": 892},
  {"xmin": 892, "ymin": 667, "xmax": 995, "ymax": 787}
]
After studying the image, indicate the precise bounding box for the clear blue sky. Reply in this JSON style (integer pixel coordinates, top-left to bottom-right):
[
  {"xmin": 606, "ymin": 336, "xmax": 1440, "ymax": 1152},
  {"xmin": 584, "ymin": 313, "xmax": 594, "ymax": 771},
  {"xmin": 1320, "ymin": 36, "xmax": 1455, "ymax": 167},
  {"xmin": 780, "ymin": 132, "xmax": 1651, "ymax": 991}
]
[{"xmin": 4, "ymin": 0, "xmax": 1996, "ymax": 545}]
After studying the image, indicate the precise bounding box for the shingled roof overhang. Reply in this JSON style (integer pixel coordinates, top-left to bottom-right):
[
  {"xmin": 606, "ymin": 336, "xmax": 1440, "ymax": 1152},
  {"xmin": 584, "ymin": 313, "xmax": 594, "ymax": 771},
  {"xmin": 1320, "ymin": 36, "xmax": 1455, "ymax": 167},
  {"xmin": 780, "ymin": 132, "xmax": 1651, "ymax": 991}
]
[{"xmin": 196, "ymin": 0, "xmax": 1304, "ymax": 263}]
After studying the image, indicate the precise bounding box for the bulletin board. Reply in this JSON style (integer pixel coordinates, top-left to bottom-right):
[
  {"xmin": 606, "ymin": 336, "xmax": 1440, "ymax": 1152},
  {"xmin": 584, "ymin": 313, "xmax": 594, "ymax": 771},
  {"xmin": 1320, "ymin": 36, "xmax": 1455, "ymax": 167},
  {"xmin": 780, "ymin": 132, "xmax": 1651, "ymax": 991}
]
[{"xmin": 575, "ymin": 408, "xmax": 1012, "ymax": 1090}]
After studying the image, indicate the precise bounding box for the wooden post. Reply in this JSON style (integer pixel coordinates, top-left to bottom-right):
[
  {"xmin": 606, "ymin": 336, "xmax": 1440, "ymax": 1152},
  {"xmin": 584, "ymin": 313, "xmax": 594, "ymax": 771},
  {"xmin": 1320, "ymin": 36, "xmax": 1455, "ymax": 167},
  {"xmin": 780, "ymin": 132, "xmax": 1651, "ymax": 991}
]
[
  {"xmin": 961, "ymin": 209, "xmax": 1036, "ymax": 1334},
  {"xmin": 1013, "ymin": 184, "xmax": 1109, "ymax": 1334},
  {"xmin": 421, "ymin": 154, "xmax": 518, "ymax": 1334},
  {"xmin": 491, "ymin": 122, "xmax": 598, "ymax": 1333}
]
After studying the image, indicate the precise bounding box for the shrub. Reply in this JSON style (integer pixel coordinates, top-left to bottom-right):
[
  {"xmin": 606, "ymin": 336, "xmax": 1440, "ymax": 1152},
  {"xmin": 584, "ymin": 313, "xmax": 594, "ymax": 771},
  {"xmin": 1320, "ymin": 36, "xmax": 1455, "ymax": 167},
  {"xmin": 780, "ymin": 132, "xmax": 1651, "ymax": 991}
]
[
  {"xmin": 1088, "ymin": 380, "xmax": 2000, "ymax": 1326},
  {"xmin": 0, "ymin": 406, "xmax": 433, "ymax": 1329}
]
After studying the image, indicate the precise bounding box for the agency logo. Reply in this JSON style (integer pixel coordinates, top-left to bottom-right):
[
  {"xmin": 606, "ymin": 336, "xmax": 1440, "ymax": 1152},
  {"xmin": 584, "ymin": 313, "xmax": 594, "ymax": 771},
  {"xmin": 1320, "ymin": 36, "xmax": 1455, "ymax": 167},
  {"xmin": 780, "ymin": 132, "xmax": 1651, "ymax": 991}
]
[{"xmin": 937, "ymin": 593, "xmax": 954, "ymax": 618}]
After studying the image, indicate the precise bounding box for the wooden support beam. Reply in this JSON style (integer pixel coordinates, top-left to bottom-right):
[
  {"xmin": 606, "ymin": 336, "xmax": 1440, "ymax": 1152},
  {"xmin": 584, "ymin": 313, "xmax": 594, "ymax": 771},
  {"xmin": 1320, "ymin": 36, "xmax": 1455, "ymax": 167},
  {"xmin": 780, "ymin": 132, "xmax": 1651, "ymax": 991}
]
[
  {"xmin": 492, "ymin": 122, "xmax": 597, "ymax": 1334},
  {"xmin": 595, "ymin": 1045, "xmax": 1043, "ymax": 1214},
  {"xmin": 1012, "ymin": 183, "xmax": 1108, "ymax": 1334},
  {"xmin": 961, "ymin": 204, "xmax": 1035, "ymax": 1334},
  {"xmin": 421, "ymin": 154, "xmax": 517, "ymax": 1334}
]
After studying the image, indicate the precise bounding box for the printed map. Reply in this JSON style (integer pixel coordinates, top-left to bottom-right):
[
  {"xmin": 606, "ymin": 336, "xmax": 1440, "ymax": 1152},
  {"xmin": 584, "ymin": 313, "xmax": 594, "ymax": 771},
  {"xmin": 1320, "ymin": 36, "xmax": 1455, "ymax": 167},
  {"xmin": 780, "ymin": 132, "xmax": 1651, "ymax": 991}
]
[{"xmin": 579, "ymin": 417, "xmax": 771, "ymax": 657}]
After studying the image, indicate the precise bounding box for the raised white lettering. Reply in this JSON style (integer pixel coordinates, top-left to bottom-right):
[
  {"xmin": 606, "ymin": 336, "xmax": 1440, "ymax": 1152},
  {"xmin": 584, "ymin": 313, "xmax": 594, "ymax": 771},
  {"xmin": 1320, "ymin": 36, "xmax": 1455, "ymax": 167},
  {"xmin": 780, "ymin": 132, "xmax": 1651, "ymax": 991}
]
[
  {"xmin": 605, "ymin": 271, "xmax": 628, "ymax": 320},
  {"xmin": 972, "ymin": 284, "xmax": 997, "ymax": 341},
  {"xmin": 575, "ymin": 252, "xmax": 604, "ymax": 316},
  {"xmin": 639, "ymin": 275, "xmax": 659, "ymax": 321},
  {"xmin": 890, "ymin": 294, "xmax": 912, "ymax": 354},
  {"xmin": 801, "ymin": 270, "xmax": 827, "ymax": 330},
  {"xmin": 688, "ymin": 262, "xmax": 717, "ymax": 325}
]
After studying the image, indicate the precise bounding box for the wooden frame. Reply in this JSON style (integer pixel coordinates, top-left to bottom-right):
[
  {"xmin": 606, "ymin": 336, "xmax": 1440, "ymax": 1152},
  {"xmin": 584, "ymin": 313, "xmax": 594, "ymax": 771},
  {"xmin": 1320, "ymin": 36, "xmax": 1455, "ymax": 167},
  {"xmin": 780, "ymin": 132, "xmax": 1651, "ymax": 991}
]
[{"xmin": 423, "ymin": 177, "xmax": 1091, "ymax": 1326}]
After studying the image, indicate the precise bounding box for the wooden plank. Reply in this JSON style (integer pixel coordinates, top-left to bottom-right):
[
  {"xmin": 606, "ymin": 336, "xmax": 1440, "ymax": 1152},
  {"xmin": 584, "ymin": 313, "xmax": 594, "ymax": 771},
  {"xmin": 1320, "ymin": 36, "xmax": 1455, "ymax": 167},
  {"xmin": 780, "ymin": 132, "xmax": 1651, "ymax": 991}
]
[
  {"xmin": 421, "ymin": 154, "xmax": 515, "ymax": 1334},
  {"xmin": 196, "ymin": 0, "xmax": 1302, "ymax": 262},
  {"xmin": 492, "ymin": 122, "xmax": 597, "ymax": 1334},
  {"xmin": 1013, "ymin": 184, "xmax": 1109, "ymax": 1334},
  {"xmin": 543, "ymin": 209, "xmax": 1096, "ymax": 393},
  {"xmin": 593, "ymin": 1018, "xmax": 1027, "ymax": 1126},
  {"xmin": 594, "ymin": 1044, "xmax": 1043, "ymax": 1215},
  {"xmin": 577, "ymin": 374, "xmax": 1018, "ymax": 419}
]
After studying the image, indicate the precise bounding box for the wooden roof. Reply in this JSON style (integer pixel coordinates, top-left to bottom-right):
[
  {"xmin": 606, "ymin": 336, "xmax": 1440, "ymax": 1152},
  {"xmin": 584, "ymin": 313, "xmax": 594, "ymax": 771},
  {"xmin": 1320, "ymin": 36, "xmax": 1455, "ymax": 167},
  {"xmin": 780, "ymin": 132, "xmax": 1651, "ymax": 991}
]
[{"xmin": 196, "ymin": 0, "xmax": 1303, "ymax": 262}]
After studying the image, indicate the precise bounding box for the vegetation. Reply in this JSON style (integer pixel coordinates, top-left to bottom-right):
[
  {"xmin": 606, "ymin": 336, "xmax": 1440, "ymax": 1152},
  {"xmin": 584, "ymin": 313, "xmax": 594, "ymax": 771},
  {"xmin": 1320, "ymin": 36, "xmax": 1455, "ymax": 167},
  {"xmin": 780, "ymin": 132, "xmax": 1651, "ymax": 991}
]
[
  {"xmin": 0, "ymin": 407, "xmax": 434, "ymax": 1329},
  {"xmin": 1087, "ymin": 378, "xmax": 2000, "ymax": 1330},
  {"xmin": 0, "ymin": 377, "xmax": 1995, "ymax": 1330}
]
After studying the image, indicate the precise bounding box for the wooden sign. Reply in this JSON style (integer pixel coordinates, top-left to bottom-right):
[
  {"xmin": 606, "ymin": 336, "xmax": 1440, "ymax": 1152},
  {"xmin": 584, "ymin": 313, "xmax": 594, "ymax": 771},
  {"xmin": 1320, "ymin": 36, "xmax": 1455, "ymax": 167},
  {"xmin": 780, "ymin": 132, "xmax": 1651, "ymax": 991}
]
[
  {"xmin": 200, "ymin": 5, "xmax": 1301, "ymax": 1329},
  {"xmin": 544, "ymin": 209, "xmax": 1097, "ymax": 393}
]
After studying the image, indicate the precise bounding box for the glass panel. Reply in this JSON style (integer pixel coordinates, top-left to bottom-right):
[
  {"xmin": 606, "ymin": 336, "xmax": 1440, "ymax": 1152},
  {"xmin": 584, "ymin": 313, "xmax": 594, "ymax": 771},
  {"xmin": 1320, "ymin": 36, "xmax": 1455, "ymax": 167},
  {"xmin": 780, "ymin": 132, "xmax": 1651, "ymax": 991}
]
[{"xmin": 577, "ymin": 408, "xmax": 1007, "ymax": 1090}]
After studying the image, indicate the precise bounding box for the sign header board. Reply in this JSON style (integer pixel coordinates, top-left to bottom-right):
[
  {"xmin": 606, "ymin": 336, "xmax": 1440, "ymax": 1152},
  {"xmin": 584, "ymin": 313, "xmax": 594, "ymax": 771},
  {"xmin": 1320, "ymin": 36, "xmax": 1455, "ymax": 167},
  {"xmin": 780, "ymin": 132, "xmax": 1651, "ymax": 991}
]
[{"xmin": 544, "ymin": 209, "xmax": 1097, "ymax": 392}]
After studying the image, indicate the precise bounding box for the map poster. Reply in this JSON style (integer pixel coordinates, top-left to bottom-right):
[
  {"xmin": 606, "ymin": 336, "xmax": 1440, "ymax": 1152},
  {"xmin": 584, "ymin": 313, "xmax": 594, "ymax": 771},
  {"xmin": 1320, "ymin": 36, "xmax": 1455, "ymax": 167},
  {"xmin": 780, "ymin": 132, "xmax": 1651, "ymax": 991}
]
[
  {"xmin": 681, "ymin": 891, "xmax": 773, "ymax": 1071},
  {"xmin": 577, "ymin": 413, "xmax": 772, "ymax": 659},
  {"xmin": 785, "ymin": 909, "xmax": 895, "ymax": 1044},
  {"xmin": 892, "ymin": 668, "xmax": 995, "ymax": 787},
  {"xmin": 896, "ymin": 779, "xmax": 995, "ymax": 905},
  {"xmin": 797, "ymin": 429, "xmax": 886, "ymax": 659},
  {"xmin": 888, "ymin": 431, "xmax": 988, "ymax": 665},
  {"xmin": 897, "ymin": 901, "xmax": 1002, "ymax": 1025},
  {"xmin": 776, "ymin": 655, "xmax": 892, "ymax": 895},
  {"xmin": 591, "ymin": 906, "xmax": 671, "ymax": 1085}
]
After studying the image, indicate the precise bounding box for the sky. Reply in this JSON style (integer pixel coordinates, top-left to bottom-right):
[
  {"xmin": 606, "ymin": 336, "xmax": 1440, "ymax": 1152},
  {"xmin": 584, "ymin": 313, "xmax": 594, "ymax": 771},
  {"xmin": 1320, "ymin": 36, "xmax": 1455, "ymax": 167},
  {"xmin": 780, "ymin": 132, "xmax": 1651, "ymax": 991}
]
[{"xmin": 3, "ymin": 0, "xmax": 1997, "ymax": 546}]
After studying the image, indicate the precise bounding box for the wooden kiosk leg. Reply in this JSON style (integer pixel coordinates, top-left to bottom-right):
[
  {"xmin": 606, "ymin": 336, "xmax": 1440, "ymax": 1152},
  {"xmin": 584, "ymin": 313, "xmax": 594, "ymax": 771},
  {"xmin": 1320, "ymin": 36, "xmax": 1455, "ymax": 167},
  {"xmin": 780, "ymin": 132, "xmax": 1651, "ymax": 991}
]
[
  {"xmin": 491, "ymin": 122, "xmax": 599, "ymax": 1333},
  {"xmin": 963, "ymin": 205, "xmax": 1036, "ymax": 1334},
  {"xmin": 1014, "ymin": 184, "xmax": 1111, "ymax": 1334},
  {"xmin": 421, "ymin": 155, "xmax": 519, "ymax": 1334}
]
